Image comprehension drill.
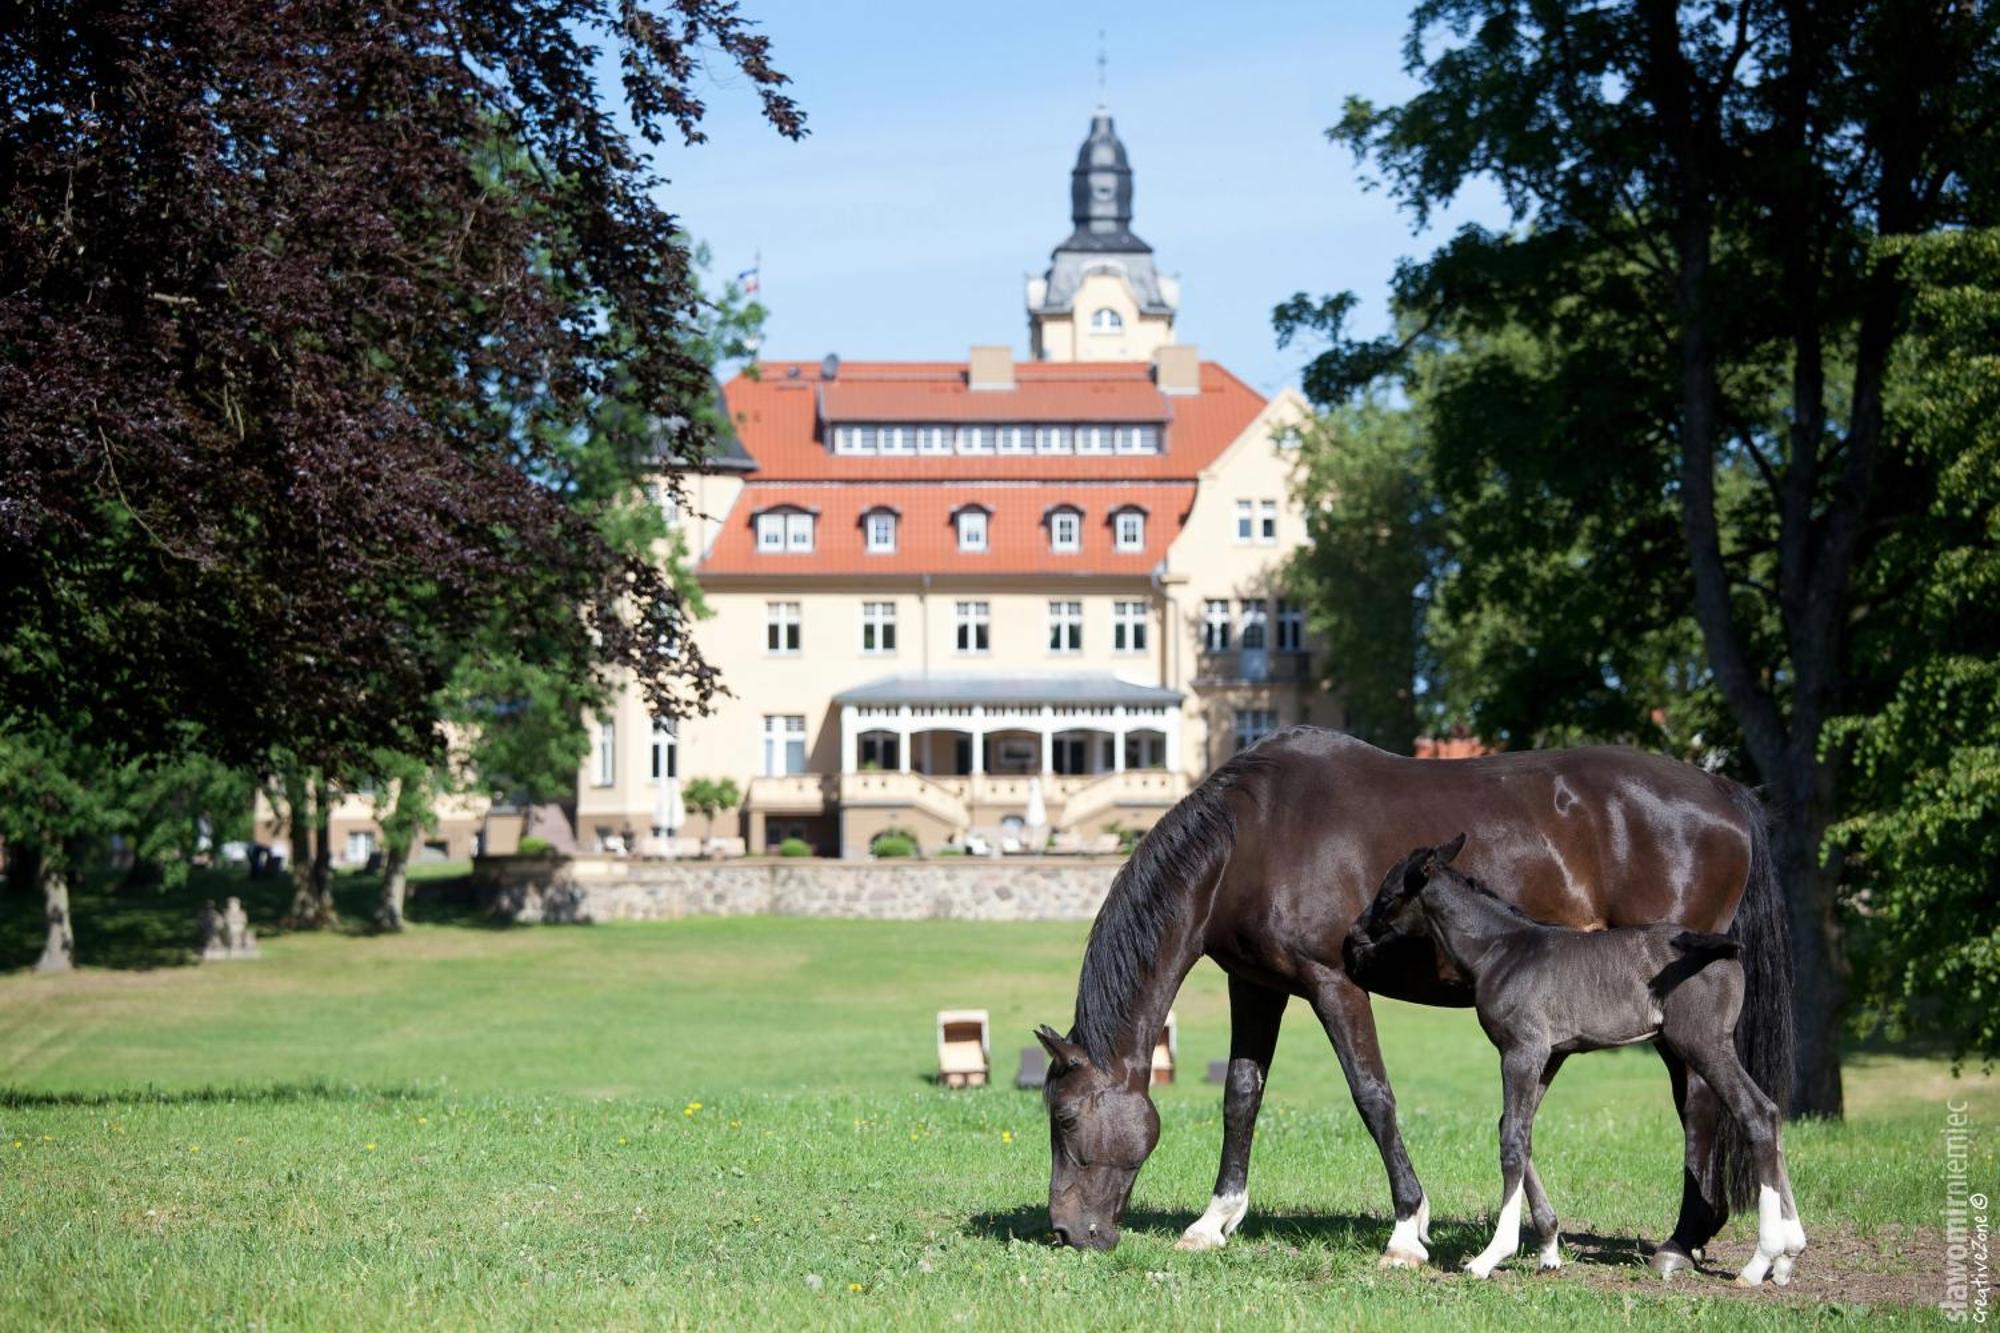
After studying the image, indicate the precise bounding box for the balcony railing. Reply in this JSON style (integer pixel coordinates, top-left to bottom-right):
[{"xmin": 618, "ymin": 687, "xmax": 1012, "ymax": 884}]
[{"xmin": 1194, "ymin": 648, "xmax": 1312, "ymax": 686}]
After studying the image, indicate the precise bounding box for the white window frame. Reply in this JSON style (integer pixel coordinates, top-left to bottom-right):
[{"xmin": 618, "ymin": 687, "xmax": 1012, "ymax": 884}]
[
  {"xmin": 1233, "ymin": 708, "xmax": 1279, "ymax": 752},
  {"xmin": 1234, "ymin": 499, "xmax": 1254, "ymax": 544},
  {"xmin": 765, "ymin": 600, "xmax": 802, "ymax": 655},
  {"xmin": 1277, "ymin": 599, "xmax": 1306, "ymax": 653},
  {"xmin": 1240, "ymin": 598, "xmax": 1270, "ymax": 651},
  {"xmin": 836, "ymin": 425, "xmax": 877, "ymax": 455},
  {"xmin": 1035, "ymin": 425, "xmax": 1072, "ymax": 454},
  {"xmin": 958, "ymin": 424, "xmax": 993, "ymax": 454},
  {"xmin": 1116, "ymin": 424, "xmax": 1159, "ymax": 455},
  {"xmin": 1048, "ymin": 600, "xmax": 1082, "ymax": 655},
  {"xmin": 864, "ymin": 510, "xmax": 897, "ymax": 554},
  {"xmin": 594, "ymin": 719, "xmax": 616, "ymax": 786},
  {"xmin": 997, "ymin": 425, "xmax": 1032, "ymax": 454},
  {"xmin": 878, "ymin": 424, "xmax": 913, "ymax": 455},
  {"xmin": 1112, "ymin": 600, "xmax": 1149, "ymax": 654},
  {"xmin": 1049, "ymin": 508, "xmax": 1082, "ymax": 553},
  {"xmin": 345, "ymin": 830, "xmax": 376, "ymax": 864},
  {"xmin": 650, "ymin": 717, "xmax": 678, "ymax": 783},
  {"xmin": 762, "ymin": 714, "xmax": 807, "ymax": 776},
  {"xmin": 1090, "ymin": 307, "xmax": 1124, "ymax": 332},
  {"xmin": 956, "ymin": 509, "xmax": 988, "ymax": 552},
  {"xmin": 860, "ymin": 600, "xmax": 897, "ymax": 655},
  {"xmin": 1113, "ymin": 509, "xmax": 1145, "ymax": 551},
  {"xmin": 954, "ymin": 600, "xmax": 991, "ymax": 655},
  {"xmin": 757, "ymin": 512, "xmax": 785, "ymax": 551},
  {"xmin": 1077, "ymin": 424, "xmax": 1111, "ymax": 454},
  {"xmin": 1260, "ymin": 499, "xmax": 1279, "ymax": 545},
  {"xmin": 1203, "ymin": 599, "xmax": 1232, "ymax": 653}
]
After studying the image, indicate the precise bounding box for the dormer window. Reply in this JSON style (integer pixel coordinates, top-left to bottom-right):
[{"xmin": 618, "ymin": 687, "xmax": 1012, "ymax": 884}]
[
  {"xmin": 1048, "ymin": 506, "xmax": 1082, "ymax": 554},
  {"xmin": 864, "ymin": 508, "xmax": 898, "ymax": 554},
  {"xmin": 756, "ymin": 507, "xmax": 815, "ymax": 553},
  {"xmin": 1091, "ymin": 307, "xmax": 1124, "ymax": 332},
  {"xmin": 955, "ymin": 506, "xmax": 989, "ymax": 552},
  {"xmin": 1113, "ymin": 507, "xmax": 1146, "ymax": 551}
]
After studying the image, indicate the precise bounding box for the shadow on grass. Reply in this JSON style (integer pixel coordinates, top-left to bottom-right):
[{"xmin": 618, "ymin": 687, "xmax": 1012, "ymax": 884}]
[
  {"xmin": 964, "ymin": 1203, "xmax": 1662, "ymax": 1271},
  {"xmin": 0, "ymin": 864, "xmax": 501, "ymax": 973},
  {"xmin": 0, "ymin": 1077, "xmax": 442, "ymax": 1109}
]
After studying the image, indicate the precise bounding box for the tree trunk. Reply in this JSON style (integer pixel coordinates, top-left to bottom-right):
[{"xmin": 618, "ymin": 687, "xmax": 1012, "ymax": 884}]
[
  {"xmin": 375, "ymin": 840, "xmax": 410, "ymax": 932},
  {"xmin": 310, "ymin": 774, "xmax": 337, "ymax": 925},
  {"xmin": 1773, "ymin": 765, "xmax": 1847, "ymax": 1117},
  {"xmin": 34, "ymin": 854, "xmax": 74, "ymax": 974}
]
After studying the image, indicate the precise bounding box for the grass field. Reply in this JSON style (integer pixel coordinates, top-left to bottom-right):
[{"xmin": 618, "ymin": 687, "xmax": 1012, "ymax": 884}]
[{"xmin": 0, "ymin": 868, "xmax": 1988, "ymax": 1329}]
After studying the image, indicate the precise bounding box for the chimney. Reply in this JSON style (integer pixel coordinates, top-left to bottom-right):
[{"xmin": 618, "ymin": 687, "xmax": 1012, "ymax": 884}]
[
  {"xmin": 967, "ymin": 345, "xmax": 1014, "ymax": 392},
  {"xmin": 1153, "ymin": 344, "xmax": 1199, "ymax": 396}
]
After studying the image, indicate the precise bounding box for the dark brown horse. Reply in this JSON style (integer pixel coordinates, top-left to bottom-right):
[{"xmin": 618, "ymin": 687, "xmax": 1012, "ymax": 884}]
[{"xmin": 1035, "ymin": 727, "xmax": 1791, "ymax": 1273}]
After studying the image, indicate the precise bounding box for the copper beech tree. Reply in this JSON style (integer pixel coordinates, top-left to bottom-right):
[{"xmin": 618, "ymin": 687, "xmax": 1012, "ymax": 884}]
[{"xmin": 0, "ymin": 2, "xmax": 802, "ymax": 961}]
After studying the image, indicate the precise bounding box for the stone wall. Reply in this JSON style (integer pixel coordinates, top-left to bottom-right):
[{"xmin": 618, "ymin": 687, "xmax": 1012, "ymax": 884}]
[{"xmin": 459, "ymin": 853, "xmax": 1124, "ymax": 924}]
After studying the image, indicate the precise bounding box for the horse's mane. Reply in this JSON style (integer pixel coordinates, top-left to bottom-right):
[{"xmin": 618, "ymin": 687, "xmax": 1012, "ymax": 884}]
[
  {"xmin": 1444, "ymin": 868, "xmax": 1538, "ymax": 925},
  {"xmin": 1072, "ymin": 735, "xmax": 1292, "ymax": 1067}
]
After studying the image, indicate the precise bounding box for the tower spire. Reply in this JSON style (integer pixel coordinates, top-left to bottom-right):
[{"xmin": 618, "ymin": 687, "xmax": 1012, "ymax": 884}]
[{"xmin": 1096, "ymin": 30, "xmax": 1107, "ymax": 110}]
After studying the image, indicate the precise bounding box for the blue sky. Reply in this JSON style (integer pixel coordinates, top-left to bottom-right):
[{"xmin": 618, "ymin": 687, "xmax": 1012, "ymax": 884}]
[{"xmin": 638, "ymin": 1, "xmax": 1506, "ymax": 396}]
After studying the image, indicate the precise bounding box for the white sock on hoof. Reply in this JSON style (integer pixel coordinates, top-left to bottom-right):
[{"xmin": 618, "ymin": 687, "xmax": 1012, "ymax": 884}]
[
  {"xmin": 1464, "ymin": 1186, "xmax": 1523, "ymax": 1279},
  {"xmin": 1416, "ymin": 1193, "xmax": 1432, "ymax": 1245},
  {"xmin": 1175, "ymin": 1191, "xmax": 1248, "ymax": 1251},
  {"xmin": 1382, "ymin": 1203, "xmax": 1429, "ymax": 1266},
  {"xmin": 1735, "ymin": 1185, "xmax": 1785, "ymax": 1286},
  {"xmin": 1538, "ymin": 1233, "xmax": 1562, "ymax": 1270}
]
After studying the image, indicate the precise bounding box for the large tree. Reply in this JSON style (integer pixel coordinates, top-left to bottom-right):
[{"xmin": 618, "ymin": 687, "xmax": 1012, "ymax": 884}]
[
  {"xmin": 1, "ymin": 2, "xmax": 800, "ymax": 950},
  {"xmin": 1288, "ymin": 0, "xmax": 1998, "ymax": 1114}
]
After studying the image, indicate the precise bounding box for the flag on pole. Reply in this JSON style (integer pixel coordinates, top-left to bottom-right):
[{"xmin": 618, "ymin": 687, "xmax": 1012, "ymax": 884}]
[{"xmin": 736, "ymin": 264, "xmax": 760, "ymax": 295}]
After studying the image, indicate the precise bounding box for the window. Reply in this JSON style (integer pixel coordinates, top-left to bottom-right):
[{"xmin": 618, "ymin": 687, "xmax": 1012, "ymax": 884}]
[
  {"xmin": 1234, "ymin": 709, "xmax": 1279, "ymax": 751},
  {"xmin": 918, "ymin": 425, "xmax": 952, "ymax": 454},
  {"xmin": 757, "ymin": 511, "xmax": 785, "ymax": 550},
  {"xmin": 1203, "ymin": 599, "xmax": 1232, "ymax": 653},
  {"xmin": 997, "ymin": 425, "xmax": 1032, "ymax": 454},
  {"xmin": 650, "ymin": 718, "xmax": 678, "ymax": 782},
  {"xmin": 345, "ymin": 830, "xmax": 376, "ymax": 864},
  {"xmin": 1113, "ymin": 600, "xmax": 1149, "ymax": 654},
  {"xmin": 955, "ymin": 600, "xmax": 990, "ymax": 654},
  {"xmin": 835, "ymin": 425, "xmax": 877, "ymax": 455},
  {"xmin": 958, "ymin": 425, "xmax": 993, "ymax": 454},
  {"xmin": 1260, "ymin": 499, "xmax": 1279, "ymax": 544},
  {"xmin": 859, "ymin": 731, "xmax": 900, "ymax": 771},
  {"xmin": 765, "ymin": 601, "xmax": 801, "ymax": 655},
  {"xmin": 594, "ymin": 719, "xmax": 616, "ymax": 786},
  {"xmin": 1113, "ymin": 509, "xmax": 1145, "ymax": 551},
  {"xmin": 1077, "ymin": 424, "xmax": 1111, "ymax": 454},
  {"xmin": 644, "ymin": 482, "xmax": 680, "ymax": 529},
  {"xmin": 762, "ymin": 715, "xmax": 807, "ymax": 776},
  {"xmin": 1277, "ymin": 599, "xmax": 1306, "ymax": 652},
  {"xmin": 1091, "ymin": 307, "xmax": 1125, "ymax": 331},
  {"xmin": 1049, "ymin": 508, "xmax": 1081, "ymax": 553},
  {"xmin": 861, "ymin": 601, "xmax": 897, "ymax": 655},
  {"xmin": 1240, "ymin": 599, "xmax": 1270, "ymax": 650},
  {"xmin": 878, "ymin": 424, "xmax": 913, "ymax": 455},
  {"xmin": 1124, "ymin": 732, "xmax": 1165, "ymax": 769},
  {"xmin": 1048, "ymin": 600, "xmax": 1082, "ymax": 654},
  {"xmin": 1235, "ymin": 499, "xmax": 1254, "ymax": 543},
  {"xmin": 1035, "ymin": 425, "xmax": 1072, "ymax": 454},
  {"xmin": 956, "ymin": 508, "xmax": 988, "ymax": 552},
  {"xmin": 1116, "ymin": 424, "xmax": 1160, "ymax": 454},
  {"xmin": 864, "ymin": 509, "xmax": 897, "ymax": 553},
  {"xmin": 759, "ymin": 509, "xmax": 814, "ymax": 553}
]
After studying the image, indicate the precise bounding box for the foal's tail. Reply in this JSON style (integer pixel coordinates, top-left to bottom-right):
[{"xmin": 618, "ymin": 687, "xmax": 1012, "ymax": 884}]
[{"xmin": 1718, "ymin": 782, "xmax": 1795, "ymax": 1211}]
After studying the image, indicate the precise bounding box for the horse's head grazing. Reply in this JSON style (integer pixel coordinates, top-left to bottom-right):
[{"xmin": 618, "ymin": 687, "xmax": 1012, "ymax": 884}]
[
  {"xmin": 1033, "ymin": 1024, "xmax": 1158, "ymax": 1250},
  {"xmin": 1343, "ymin": 833, "xmax": 1467, "ymax": 980}
]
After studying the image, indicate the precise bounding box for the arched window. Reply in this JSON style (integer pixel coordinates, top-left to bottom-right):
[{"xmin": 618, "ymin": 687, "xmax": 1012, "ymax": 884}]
[{"xmin": 1090, "ymin": 307, "xmax": 1124, "ymax": 333}]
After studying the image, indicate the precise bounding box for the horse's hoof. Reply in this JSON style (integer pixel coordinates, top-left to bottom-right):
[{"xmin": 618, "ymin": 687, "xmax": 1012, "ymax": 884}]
[
  {"xmin": 1771, "ymin": 1256, "xmax": 1794, "ymax": 1286},
  {"xmin": 1733, "ymin": 1272, "xmax": 1763, "ymax": 1289},
  {"xmin": 1174, "ymin": 1229, "xmax": 1224, "ymax": 1253},
  {"xmin": 1379, "ymin": 1245, "xmax": 1427, "ymax": 1269},
  {"xmin": 1462, "ymin": 1259, "xmax": 1496, "ymax": 1280},
  {"xmin": 1538, "ymin": 1241, "xmax": 1562, "ymax": 1271},
  {"xmin": 1650, "ymin": 1242, "xmax": 1694, "ymax": 1278}
]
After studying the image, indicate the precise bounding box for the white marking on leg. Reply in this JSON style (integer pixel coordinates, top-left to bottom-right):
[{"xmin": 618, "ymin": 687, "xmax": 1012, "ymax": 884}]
[
  {"xmin": 1175, "ymin": 1191, "xmax": 1247, "ymax": 1252},
  {"xmin": 1380, "ymin": 1200, "xmax": 1430, "ymax": 1267},
  {"xmin": 1464, "ymin": 1186, "xmax": 1522, "ymax": 1279},
  {"xmin": 1734, "ymin": 1184, "xmax": 1783, "ymax": 1286},
  {"xmin": 1538, "ymin": 1232, "xmax": 1562, "ymax": 1270},
  {"xmin": 1773, "ymin": 1193, "xmax": 1806, "ymax": 1285}
]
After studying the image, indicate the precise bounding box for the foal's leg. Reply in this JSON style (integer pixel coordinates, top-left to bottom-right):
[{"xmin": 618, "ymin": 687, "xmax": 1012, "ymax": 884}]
[
  {"xmin": 1178, "ymin": 975, "xmax": 1287, "ymax": 1251},
  {"xmin": 1466, "ymin": 1043, "xmax": 1549, "ymax": 1278},
  {"xmin": 1307, "ymin": 969, "xmax": 1430, "ymax": 1267},
  {"xmin": 1522, "ymin": 1052, "xmax": 1567, "ymax": 1271},
  {"xmin": 1679, "ymin": 1038, "xmax": 1806, "ymax": 1287},
  {"xmin": 1653, "ymin": 1045, "xmax": 1727, "ymax": 1276}
]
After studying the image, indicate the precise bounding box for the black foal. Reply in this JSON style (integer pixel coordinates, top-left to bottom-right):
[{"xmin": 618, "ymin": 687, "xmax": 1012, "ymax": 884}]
[{"xmin": 1356, "ymin": 835, "xmax": 1806, "ymax": 1284}]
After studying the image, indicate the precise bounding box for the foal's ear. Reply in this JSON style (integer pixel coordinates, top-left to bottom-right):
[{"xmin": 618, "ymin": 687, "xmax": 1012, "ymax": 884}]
[
  {"xmin": 1436, "ymin": 832, "xmax": 1467, "ymax": 865},
  {"xmin": 1034, "ymin": 1024, "xmax": 1086, "ymax": 1072}
]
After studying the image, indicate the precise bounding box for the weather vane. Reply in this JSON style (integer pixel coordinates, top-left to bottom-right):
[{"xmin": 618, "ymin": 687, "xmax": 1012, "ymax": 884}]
[{"xmin": 1096, "ymin": 30, "xmax": 1107, "ymax": 106}]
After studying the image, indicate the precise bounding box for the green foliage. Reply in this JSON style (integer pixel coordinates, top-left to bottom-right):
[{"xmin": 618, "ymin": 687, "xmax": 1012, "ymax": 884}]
[
  {"xmin": 869, "ymin": 834, "xmax": 916, "ymax": 859},
  {"xmin": 516, "ymin": 836, "xmax": 554, "ymax": 857},
  {"xmin": 1831, "ymin": 229, "xmax": 2000, "ymax": 1065},
  {"xmin": 681, "ymin": 777, "xmax": 741, "ymax": 843},
  {"xmin": 775, "ymin": 837, "xmax": 813, "ymax": 858}
]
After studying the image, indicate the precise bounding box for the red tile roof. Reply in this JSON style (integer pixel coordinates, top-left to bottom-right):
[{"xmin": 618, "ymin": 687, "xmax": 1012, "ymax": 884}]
[
  {"xmin": 700, "ymin": 481, "xmax": 1196, "ymax": 577},
  {"xmin": 718, "ymin": 358, "xmax": 1266, "ymax": 482}
]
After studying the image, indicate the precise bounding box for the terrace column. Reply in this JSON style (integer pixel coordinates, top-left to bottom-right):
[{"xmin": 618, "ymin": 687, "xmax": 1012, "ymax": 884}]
[
  {"xmin": 1165, "ymin": 711, "xmax": 1182, "ymax": 777},
  {"xmin": 969, "ymin": 706, "xmax": 985, "ymax": 776},
  {"xmin": 1039, "ymin": 704, "xmax": 1054, "ymax": 776},
  {"xmin": 897, "ymin": 703, "xmax": 912, "ymax": 774},
  {"xmin": 1112, "ymin": 705, "xmax": 1127, "ymax": 774},
  {"xmin": 842, "ymin": 704, "xmax": 860, "ymax": 774}
]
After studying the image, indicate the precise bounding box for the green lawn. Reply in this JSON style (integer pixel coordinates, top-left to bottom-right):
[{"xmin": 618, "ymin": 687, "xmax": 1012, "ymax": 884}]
[{"xmin": 0, "ymin": 874, "xmax": 1987, "ymax": 1329}]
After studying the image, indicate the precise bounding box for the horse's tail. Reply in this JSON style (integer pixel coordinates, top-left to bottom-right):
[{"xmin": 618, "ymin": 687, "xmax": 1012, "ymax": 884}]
[
  {"xmin": 1718, "ymin": 781, "xmax": 1794, "ymax": 1211},
  {"xmin": 1667, "ymin": 930, "xmax": 1742, "ymax": 962}
]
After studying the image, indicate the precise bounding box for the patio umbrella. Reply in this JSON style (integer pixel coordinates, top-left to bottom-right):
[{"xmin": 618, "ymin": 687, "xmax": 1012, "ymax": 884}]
[
  {"xmin": 654, "ymin": 775, "xmax": 685, "ymax": 843},
  {"xmin": 1024, "ymin": 777, "xmax": 1047, "ymax": 834}
]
